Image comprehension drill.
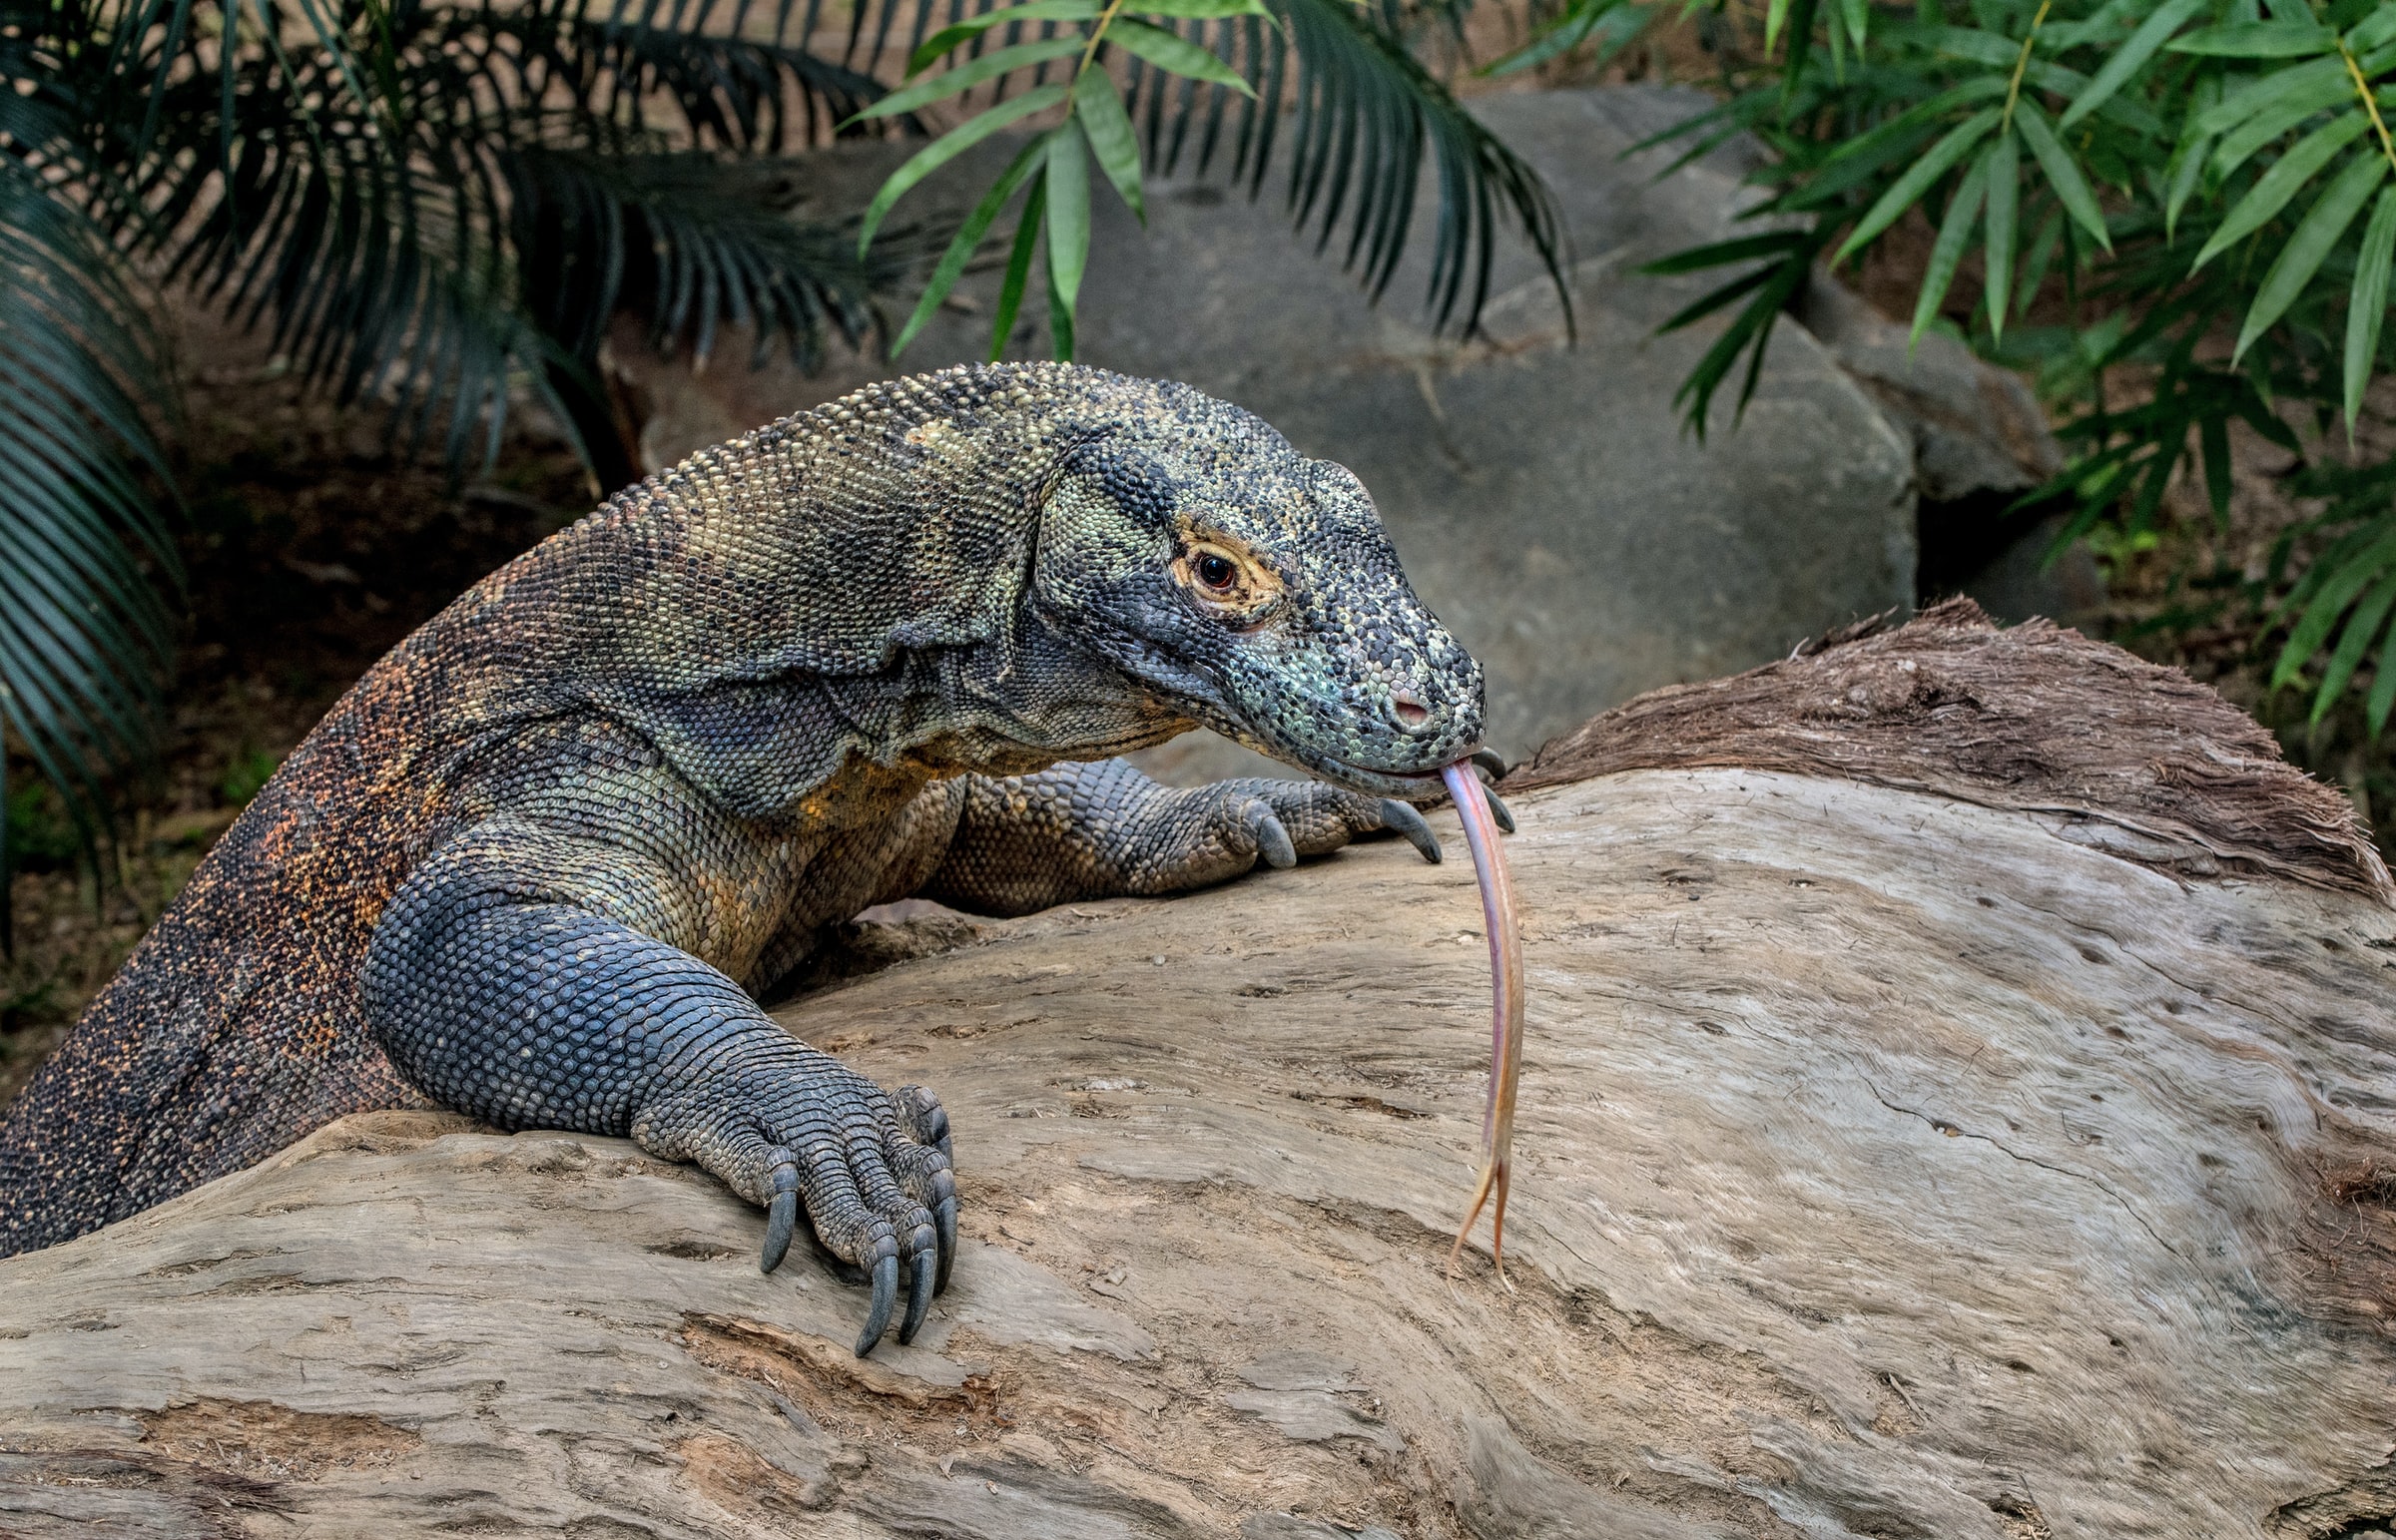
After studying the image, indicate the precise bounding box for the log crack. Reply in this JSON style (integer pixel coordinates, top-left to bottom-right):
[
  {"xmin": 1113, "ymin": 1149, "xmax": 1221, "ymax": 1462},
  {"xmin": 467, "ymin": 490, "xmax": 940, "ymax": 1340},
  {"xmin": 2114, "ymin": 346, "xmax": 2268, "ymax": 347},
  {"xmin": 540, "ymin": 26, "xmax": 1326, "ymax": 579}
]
[{"xmin": 1860, "ymin": 1075, "xmax": 2184, "ymax": 1262}]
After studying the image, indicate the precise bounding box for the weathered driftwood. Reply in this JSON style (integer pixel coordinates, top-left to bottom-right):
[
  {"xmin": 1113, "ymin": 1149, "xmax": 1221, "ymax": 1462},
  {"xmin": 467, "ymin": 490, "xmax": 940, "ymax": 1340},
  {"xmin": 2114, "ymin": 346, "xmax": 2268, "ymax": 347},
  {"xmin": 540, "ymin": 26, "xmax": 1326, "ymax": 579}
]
[{"xmin": 4, "ymin": 602, "xmax": 2395, "ymax": 1540}]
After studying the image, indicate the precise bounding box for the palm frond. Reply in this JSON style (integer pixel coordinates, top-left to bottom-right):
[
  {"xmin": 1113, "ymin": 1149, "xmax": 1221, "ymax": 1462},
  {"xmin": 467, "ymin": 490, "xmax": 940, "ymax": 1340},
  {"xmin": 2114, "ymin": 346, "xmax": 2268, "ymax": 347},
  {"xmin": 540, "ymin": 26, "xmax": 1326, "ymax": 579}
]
[
  {"xmin": 0, "ymin": 161, "xmax": 182, "ymax": 930},
  {"xmin": 94, "ymin": 0, "xmax": 896, "ymax": 482},
  {"xmin": 1119, "ymin": 0, "xmax": 1570, "ymax": 334},
  {"xmin": 0, "ymin": 0, "xmax": 909, "ymax": 902},
  {"xmin": 505, "ymin": 148, "xmax": 888, "ymax": 370},
  {"xmin": 859, "ymin": 0, "xmax": 1568, "ymax": 339}
]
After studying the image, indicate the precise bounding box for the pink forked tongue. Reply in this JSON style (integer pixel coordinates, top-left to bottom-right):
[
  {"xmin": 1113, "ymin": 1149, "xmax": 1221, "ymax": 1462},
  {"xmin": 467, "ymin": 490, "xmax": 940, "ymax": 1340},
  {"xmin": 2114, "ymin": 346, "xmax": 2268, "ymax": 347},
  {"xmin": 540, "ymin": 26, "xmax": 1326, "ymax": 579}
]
[{"xmin": 1441, "ymin": 759, "xmax": 1523, "ymax": 1285}]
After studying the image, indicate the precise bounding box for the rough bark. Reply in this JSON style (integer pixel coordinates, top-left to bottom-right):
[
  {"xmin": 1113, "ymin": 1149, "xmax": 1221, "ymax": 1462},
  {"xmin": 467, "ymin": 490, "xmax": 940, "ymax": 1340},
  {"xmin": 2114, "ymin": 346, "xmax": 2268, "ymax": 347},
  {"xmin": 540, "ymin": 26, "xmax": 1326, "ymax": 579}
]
[{"xmin": 5, "ymin": 605, "xmax": 2395, "ymax": 1540}]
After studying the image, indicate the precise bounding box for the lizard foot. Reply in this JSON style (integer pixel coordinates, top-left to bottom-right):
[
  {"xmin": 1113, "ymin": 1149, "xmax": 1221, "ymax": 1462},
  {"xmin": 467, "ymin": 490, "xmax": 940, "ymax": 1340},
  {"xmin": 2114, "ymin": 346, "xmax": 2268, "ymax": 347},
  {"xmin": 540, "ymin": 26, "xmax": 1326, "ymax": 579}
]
[
  {"xmin": 647, "ymin": 1052, "xmax": 956, "ymax": 1356},
  {"xmin": 1193, "ymin": 777, "xmax": 1448, "ymax": 875}
]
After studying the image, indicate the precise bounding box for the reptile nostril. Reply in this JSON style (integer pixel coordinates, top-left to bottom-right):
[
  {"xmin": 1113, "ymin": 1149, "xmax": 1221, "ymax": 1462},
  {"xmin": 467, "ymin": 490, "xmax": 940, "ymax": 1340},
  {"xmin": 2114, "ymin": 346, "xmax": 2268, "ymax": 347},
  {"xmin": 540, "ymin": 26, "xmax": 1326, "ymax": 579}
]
[{"xmin": 1392, "ymin": 691, "xmax": 1430, "ymax": 728}]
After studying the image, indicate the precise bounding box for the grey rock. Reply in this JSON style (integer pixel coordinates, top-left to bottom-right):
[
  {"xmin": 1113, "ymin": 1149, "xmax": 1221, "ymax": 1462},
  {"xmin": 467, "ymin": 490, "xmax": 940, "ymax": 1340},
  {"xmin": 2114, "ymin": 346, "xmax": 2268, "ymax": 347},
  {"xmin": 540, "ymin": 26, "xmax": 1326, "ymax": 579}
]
[
  {"xmin": 1796, "ymin": 278, "xmax": 2061, "ymax": 508},
  {"xmin": 1936, "ymin": 508, "xmax": 2108, "ymax": 631},
  {"xmin": 617, "ymin": 85, "xmax": 1918, "ymax": 768},
  {"xmin": 1796, "ymin": 280, "xmax": 2100, "ymax": 630}
]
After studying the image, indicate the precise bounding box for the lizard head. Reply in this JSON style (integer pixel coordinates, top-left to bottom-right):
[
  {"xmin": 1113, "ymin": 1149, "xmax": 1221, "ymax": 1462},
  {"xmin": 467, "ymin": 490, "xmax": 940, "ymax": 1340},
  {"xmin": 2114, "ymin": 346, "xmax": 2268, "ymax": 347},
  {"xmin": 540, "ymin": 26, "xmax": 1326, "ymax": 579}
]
[{"xmin": 1027, "ymin": 382, "xmax": 1484, "ymax": 799}]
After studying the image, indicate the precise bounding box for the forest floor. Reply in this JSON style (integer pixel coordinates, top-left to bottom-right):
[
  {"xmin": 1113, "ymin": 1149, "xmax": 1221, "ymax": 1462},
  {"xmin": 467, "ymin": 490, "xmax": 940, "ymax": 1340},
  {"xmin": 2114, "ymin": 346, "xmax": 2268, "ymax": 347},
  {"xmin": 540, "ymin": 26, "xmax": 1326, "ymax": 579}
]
[{"xmin": 3, "ymin": 21, "xmax": 2388, "ymax": 1107}]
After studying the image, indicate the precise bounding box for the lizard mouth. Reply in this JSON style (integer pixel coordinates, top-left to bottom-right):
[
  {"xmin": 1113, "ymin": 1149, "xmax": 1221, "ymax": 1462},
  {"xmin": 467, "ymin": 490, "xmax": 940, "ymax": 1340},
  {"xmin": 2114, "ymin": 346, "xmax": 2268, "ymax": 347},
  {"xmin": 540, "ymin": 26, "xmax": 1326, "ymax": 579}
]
[
  {"xmin": 1261, "ymin": 744, "xmax": 1460, "ymax": 799},
  {"xmin": 1321, "ymin": 761, "xmax": 1447, "ymax": 797},
  {"xmin": 1310, "ymin": 751, "xmax": 1502, "ymax": 803}
]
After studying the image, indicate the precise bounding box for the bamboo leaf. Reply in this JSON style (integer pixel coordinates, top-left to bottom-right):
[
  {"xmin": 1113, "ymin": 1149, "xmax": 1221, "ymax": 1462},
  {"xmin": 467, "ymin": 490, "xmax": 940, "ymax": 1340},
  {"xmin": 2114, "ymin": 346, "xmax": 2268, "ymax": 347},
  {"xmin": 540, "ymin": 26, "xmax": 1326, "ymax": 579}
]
[
  {"xmin": 2210, "ymin": 71, "xmax": 2358, "ymax": 179},
  {"xmin": 2346, "ymin": 185, "xmax": 2396, "ymax": 434},
  {"xmin": 1135, "ymin": 0, "xmax": 1271, "ymax": 17},
  {"xmin": 1815, "ymin": 78, "xmax": 2007, "ymax": 174},
  {"xmin": 1832, "ymin": 107, "xmax": 2001, "ymax": 265},
  {"xmin": 990, "ymin": 181, "xmax": 1045, "ymax": 360},
  {"xmin": 893, "ymin": 134, "xmax": 1051, "ymax": 358},
  {"xmin": 2199, "ymin": 413, "xmax": 2232, "ymax": 519},
  {"xmin": 907, "ymin": 1, "xmax": 1101, "ymax": 76},
  {"xmin": 2194, "ymin": 55, "xmax": 2346, "ymax": 136},
  {"xmin": 1485, "ymin": 0, "xmax": 1652, "ymax": 78},
  {"xmin": 1044, "ymin": 121, "xmax": 1090, "ymax": 341},
  {"xmin": 2062, "ymin": 0, "xmax": 2206, "ymax": 129},
  {"xmin": 2164, "ymin": 77, "xmax": 2219, "ymax": 241},
  {"xmin": 2275, "ymin": 528, "xmax": 2396, "ymax": 689},
  {"xmin": 1107, "ymin": 18, "xmax": 1253, "ymax": 93},
  {"xmin": 1669, "ymin": 257, "xmax": 1807, "ymax": 436},
  {"xmin": 2349, "ymin": 5, "xmax": 2396, "ymax": 56},
  {"xmin": 2316, "ymin": 571, "xmax": 2396, "ymax": 722},
  {"xmin": 1654, "ymin": 262, "xmax": 1780, "ymax": 334},
  {"xmin": 1046, "ymin": 232, "xmax": 1077, "ymax": 358},
  {"xmin": 2168, "ymin": 21, "xmax": 2335, "ymax": 56},
  {"xmin": 2044, "ymin": 0, "xmax": 2141, "ymax": 51},
  {"xmin": 1777, "ymin": 0, "xmax": 1820, "ymax": 95},
  {"xmin": 859, "ymin": 86, "xmax": 1069, "ymax": 256},
  {"xmin": 1073, "ymin": 67, "xmax": 1145, "ymax": 221},
  {"xmin": 2015, "ymin": 205, "xmax": 2063, "ymax": 313},
  {"xmin": 858, "ymin": 37, "xmax": 1088, "ymax": 121},
  {"xmin": 2015, "ymin": 103, "xmax": 2113, "ymax": 253},
  {"xmin": 2234, "ymin": 149, "xmax": 2386, "ymax": 361},
  {"xmin": 2195, "ymin": 109, "xmax": 2370, "ymax": 269},
  {"xmin": 2368, "ymin": 617, "xmax": 2396, "ymax": 736},
  {"xmin": 1914, "ymin": 26, "xmax": 2028, "ymax": 70},
  {"xmin": 1913, "ymin": 153, "xmax": 1988, "ymax": 344},
  {"xmin": 1639, "ymin": 231, "xmax": 1809, "ymax": 275},
  {"xmin": 1984, "ymin": 129, "xmax": 2017, "ymax": 341}
]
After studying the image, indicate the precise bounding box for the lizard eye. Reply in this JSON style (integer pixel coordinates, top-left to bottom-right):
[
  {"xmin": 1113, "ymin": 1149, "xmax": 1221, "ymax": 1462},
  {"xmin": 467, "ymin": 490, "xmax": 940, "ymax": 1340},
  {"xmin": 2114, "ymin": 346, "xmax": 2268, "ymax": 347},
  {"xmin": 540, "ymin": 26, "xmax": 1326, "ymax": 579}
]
[{"xmin": 1177, "ymin": 534, "xmax": 1280, "ymax": 620}]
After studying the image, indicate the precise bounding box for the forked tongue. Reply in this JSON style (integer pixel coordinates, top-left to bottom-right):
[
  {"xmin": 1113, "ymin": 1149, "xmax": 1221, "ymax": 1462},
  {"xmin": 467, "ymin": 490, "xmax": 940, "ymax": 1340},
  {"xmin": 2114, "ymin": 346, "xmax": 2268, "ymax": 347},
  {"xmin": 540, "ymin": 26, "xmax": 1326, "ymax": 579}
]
[{"xmin": 1441, "ymin": 759, "xmax": 1523, "ymax": 1284}]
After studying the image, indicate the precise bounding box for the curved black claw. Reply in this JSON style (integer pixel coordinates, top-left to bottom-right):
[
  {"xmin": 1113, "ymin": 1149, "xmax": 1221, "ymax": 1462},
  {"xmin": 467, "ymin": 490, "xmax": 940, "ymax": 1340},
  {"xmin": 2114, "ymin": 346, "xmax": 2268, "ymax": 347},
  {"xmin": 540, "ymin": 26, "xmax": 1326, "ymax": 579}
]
[
  {"xmin": 760, "ymin": 1152, "xmax": 801, "ymax": 1274},
  {"xmin": 1484, "ymin": 787, "xmax": 1516, "ymax": 835},
  {"xmin": 900, "ymin": 1084, "xmax": 954, "ymax": 1163},
  {"xmin": 933, "ymin": 1195, "xmax": 958, "ymax": 1292},
  {"xmin": 857, "ymin": 1253, "xmax": 899, "ymax": 1356},
  {"xmin": 1380, "ymin": 798, "xmax": 1443, "ymax": 863},
  {"xmin": 898, "ymin": 1250, "xmax": 937, "ymax": 1344},
  {"xmin": 1471, "ymin": 749, "xmax": 1508, "ymax": 780},
  {"xmin": 1245, "ymin": 802, "xmax": 1298, "ymax": 869}
]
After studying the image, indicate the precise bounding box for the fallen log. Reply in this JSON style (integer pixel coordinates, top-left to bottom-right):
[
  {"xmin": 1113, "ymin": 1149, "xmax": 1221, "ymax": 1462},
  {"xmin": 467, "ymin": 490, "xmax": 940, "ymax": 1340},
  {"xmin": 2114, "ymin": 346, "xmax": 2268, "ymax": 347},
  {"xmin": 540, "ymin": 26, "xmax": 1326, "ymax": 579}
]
[{"xmin": 3, "ymin": 600, "xmax": 2393, "ymax": 1540}]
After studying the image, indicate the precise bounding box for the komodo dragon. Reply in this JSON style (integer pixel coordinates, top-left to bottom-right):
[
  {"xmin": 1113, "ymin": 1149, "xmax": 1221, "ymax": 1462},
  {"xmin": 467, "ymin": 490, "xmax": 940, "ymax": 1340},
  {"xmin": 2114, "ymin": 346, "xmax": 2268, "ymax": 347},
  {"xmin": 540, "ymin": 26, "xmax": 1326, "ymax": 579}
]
[{"xmin": 0, "ymin": 361, "xmax": 1495, "ymax": 1353}]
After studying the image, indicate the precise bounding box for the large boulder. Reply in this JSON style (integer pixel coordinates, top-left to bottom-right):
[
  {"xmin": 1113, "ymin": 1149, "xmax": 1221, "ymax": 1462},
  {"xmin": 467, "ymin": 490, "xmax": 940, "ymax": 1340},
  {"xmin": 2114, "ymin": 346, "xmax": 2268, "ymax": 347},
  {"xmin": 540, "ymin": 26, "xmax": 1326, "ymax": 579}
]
[
  {"xmin": 6, "ymin": 604, "xmax": 2394, "ymax": 1539},
  {"xmin": 618, "ymin": 86, "xmax": 1928, "ymax": 770}
]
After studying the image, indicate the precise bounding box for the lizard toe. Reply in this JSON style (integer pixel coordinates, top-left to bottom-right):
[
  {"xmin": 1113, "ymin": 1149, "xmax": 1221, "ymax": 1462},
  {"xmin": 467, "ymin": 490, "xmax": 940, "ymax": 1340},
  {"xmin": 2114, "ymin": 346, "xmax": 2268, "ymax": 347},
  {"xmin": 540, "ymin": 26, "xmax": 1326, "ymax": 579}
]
[
  {"xmin": 760, "ymin": 1147, "xmax": 802, "ymax": 1274},
  {"xmin": 1377, "ymin": 797, "xmax": 1443, "ymax": 862},
  {"xmin": 1241, "ymin": 799, "xmax": 1298, "ymax": 869},
  {"xmin": 895, "ymin": 1084, "xmax": 953, "ymax": 1163}
]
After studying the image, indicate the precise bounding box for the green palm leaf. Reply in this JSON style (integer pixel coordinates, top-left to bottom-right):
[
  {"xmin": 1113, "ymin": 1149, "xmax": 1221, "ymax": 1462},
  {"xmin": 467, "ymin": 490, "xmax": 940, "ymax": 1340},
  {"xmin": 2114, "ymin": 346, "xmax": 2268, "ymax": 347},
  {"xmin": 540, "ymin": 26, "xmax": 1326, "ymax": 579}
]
[
  {"xmin": 0, "ymin": 162, "xmax": 181, "ymax": 932},
  {"xmin": 1127, "ymin": 0, "xmax": 1568, "ymax": 333}
]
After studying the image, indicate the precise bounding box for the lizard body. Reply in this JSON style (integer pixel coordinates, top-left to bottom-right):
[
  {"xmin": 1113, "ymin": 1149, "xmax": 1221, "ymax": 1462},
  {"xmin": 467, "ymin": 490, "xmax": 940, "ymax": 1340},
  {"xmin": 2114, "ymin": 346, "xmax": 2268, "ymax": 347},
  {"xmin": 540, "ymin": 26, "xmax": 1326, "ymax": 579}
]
[{"xmin": 0, "ymin": 362, "xmax": 1483, "ymax": 1350}]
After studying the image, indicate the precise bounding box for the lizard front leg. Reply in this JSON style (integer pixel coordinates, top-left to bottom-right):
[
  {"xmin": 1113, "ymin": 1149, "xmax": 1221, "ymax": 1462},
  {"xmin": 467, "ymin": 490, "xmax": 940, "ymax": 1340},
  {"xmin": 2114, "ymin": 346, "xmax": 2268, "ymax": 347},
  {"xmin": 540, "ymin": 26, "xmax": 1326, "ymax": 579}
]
[
  {"xmin": 919, "ymin": 759, "xmax": 1444, "ymax": 917},
  {"xmin": 360, "ymin": 819, "xmax": 955, "ymax": 1354}
]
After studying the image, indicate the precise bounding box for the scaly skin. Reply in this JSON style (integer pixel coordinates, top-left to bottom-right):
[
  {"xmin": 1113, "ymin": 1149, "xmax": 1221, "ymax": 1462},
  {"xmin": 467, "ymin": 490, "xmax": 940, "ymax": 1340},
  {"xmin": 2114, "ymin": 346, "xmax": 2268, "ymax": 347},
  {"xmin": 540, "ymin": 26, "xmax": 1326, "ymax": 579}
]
[{"xmin": 0, "ymin": 361, "xmax": 1484, "ymax": 1352}]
